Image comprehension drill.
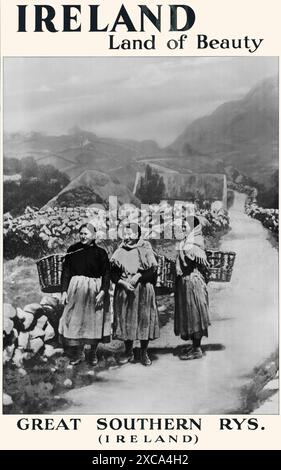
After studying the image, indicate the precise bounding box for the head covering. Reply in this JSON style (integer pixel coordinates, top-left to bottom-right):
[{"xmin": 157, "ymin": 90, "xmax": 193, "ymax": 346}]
[
  {"xmin": 176, "ymin": 217, "xmax": 207, "ymax": 276},
  {"xmin": 111, "ymin": 229, "xmax": 158, "ymax": 274},
  {"xmin": 118, "ymin": 222, "xmax": 142, "ymax": 250}
]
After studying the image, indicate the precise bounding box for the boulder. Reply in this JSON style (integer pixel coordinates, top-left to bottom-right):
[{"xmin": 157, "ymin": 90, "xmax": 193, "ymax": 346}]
[
  {"xmin": 18, "ymin": 332, "xmax": 30, "ymax": 349},
  {"xmin": 39, "ymin": 232, "xmax": 49, "ymax": 241},
  {"xmin": 16, "ymin": 307, "xmax": 34, "ymax": 330},
  {"xmin": 3, "ymin": 393, "xmax": 13, "ymax": 406},
  {"xmin": 43, "ymin": 344, "xmax": 55, "ymax": 358},
  {"xmin": 63, "ymin": 379, "xmax": 73, "ymax": 388},
  {"xmin": 12, "ymin": 348, "xmax": 25, "ymax": 367},
  {"xmin": 44, "ymin": 323, "xmax": 55, "ymax": 342},
  {"xmin": 29, "ymin": 327, "xmax": 46, "ymax": 339},
  {"xmin": 24, "ymin": 303, "xmax": 44, "ymax": 317},
  {"xmin": 40, "ymin": 296, "xmax": 59, "ymax": 309},
  {"xmin": 29, "ymin": 338, "xmax": 44, "ymax": 354},
  {"xmin": 4, "ymin": 317, "xmax": 14, "ymax": 335},
  {"xmin": 36, "ymin": 315, "xmax": 48, "ymax": 329},
  {"xmin": 3, "ymin": 344, "xmax": 15, "ymax": 364}
]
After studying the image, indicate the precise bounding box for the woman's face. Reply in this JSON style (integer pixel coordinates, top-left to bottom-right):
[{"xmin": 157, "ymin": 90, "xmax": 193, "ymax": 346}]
[
  {"xmin": 122, "ymin": 226, "xmax": 138, "ymax": 243},
  {"xmin": 79, "ymin": 227, "xmax": 94, "ymax": 245}
]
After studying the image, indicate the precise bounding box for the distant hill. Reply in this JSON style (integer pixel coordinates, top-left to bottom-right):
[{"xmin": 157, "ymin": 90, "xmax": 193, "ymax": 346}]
[
  {"xmin": 4, "ymin": 77, "xmax": 278, "ymax": 196},
  {"xmin": 4, "ymin": 128, "xmax": 163, "ymax": 177},
  {"xmin": 168, "ymin": 76, "xmax": 278, "ymax": 187},
  {"xmin": 44, "ymin": 169, "xmax": 141, "ymax": 208}
]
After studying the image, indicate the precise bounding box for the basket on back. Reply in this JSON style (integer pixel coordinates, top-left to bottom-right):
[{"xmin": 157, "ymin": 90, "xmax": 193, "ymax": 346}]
[
  {"xmin": 206, "ymin": 250, "xmax": 236, "ymax": 282},
  {"xmin": 36, "ymin": 249, "xmax": 236, "ymax": 294},
  {"xmin": 36, "ymin": 253, "xmax": 65, "ymax": 293}
]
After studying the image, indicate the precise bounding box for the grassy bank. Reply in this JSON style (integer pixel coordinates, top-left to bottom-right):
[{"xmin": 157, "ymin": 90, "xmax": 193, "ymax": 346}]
[{"xmin": 237, "ymin": 350, "xmax": 279, "ymax": 414}]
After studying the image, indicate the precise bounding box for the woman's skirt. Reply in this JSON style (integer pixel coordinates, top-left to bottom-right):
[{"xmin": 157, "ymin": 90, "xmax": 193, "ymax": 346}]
[
  {"xmin": 58, "ymin": 275, "xmax": 111, "ymax": 346},
  {"xmin": 174, "ymin": 269, "xmax": 210, "ymax": 340},
  {"xmin": 113, "ymin": 282, "xmax": 160, "ymax": 341}
]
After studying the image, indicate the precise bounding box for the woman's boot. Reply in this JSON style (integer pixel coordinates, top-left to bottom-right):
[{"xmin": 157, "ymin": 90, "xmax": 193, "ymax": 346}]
[
  {"xmin": 88, "ymin": 341, "xmax": 99, "ymax": 366},
  {"xmin": 119, "ymin": 340, "xmax": 134, "ymax": 364},
  {"xmin": 140, "ymin": 340, "xmax": 152, "ymax": 366}
]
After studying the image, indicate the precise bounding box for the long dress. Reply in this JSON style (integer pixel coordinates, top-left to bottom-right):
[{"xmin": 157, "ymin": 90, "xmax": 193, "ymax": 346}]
[
  {"xmin": 58, "ymin": 241, "xmax": 111, "ymax": 346},
  {"xmin": 110, "ymin": 240, "xmax": 160, "ymax": 341},
  {"xmin": 174, "ymin": 223, "xmax": 210, "ymax": 341},
  {"xmin": 174, "ymin": 257, "xmax": 210, "ymax": 340}
]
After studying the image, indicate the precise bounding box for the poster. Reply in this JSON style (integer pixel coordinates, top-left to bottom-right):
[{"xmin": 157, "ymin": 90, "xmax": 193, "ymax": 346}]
[{"xmin": 1, "ymin": 0, "xmax": 280, "ymax": 463}]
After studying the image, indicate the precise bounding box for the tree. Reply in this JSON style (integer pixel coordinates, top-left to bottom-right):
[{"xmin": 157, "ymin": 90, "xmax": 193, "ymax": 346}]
[
  {"xmin": 136, "ymin": 165, "xmax": 165, "ymax": 204},
  {"xmin": 3, "ymin": 157, "xmax": 70, "ymax": 215}
]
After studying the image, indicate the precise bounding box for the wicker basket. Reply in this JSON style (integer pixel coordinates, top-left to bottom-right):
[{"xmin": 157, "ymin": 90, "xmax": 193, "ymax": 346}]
[
  {"xmin": 206, "ymin": 250, "xmax": 236, "ymax": 282},
  {"xmin": 36, "ymin": 253, "xmax": 65, "ymax": 293}
]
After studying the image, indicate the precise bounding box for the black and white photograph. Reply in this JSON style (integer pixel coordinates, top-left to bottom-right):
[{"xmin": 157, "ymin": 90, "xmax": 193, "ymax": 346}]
[{"xmin": 3, "ymin": 56, "xmax": 278, "ymax": 416}]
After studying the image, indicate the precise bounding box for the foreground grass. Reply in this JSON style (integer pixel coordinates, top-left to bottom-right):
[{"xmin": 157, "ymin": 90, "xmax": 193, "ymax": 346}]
[
  {"xmin": 238, "ymin": 350, "xmax": 279, "ymax": 414},
  {"xmin": 4, "ymin": 256, "xmax": 42, "ymax": 307}
]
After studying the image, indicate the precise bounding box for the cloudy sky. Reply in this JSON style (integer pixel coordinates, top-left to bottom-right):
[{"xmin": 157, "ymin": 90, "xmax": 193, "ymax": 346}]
[{"xmin": 4, "ymin": 56, "xmax": 277, "ymax": 146}]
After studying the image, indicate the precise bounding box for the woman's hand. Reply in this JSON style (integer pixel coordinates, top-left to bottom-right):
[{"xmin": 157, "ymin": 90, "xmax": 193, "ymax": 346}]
[
  {"xmin": 61, "ymin": 292, "xmax": 68, "ymax": 305},
  {"xmin": 96, "ymin": 290, "xmax": 105, "ymax": 309},
  {"xmin": 118, "ymin": 280, "xmax": 135, "ymax": 292},
  {"xmin": 130, "ymin": 273, "xmax": 142, "ymax": 286}
]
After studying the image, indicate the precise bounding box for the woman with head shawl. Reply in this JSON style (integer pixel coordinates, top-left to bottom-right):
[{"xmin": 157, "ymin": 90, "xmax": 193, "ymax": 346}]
[
  {"xmin": 59, "ymin": 222, "xmax": 110, "ymax": 366},
  {"xmin": 110, "ymin": 222, "xmax": 159, "ymax": 366},
  {"xmin": 174, "ymin": 215, "xmax": 210, "ymax": 360}
]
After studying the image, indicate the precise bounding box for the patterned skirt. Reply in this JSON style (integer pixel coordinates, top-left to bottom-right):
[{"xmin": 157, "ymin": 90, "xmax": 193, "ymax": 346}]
[
  {"xmin": 174, "ymin": 269, "xmax": 210, "ymax": 340},
  {"xmin": 58, "ymin": 275, "xmax": 111, "ymax": 346},
  {"xmin": 113, "ymin": 282, "xmax": 160, "ymax": 341}
]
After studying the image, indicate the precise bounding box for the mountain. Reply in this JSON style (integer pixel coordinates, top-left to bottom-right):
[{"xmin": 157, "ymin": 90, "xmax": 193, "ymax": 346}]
[
  {"xmin": 44, "ymin": 169, "xmax": 141, "ymax": 208},
  {"xmin": 168, "ymin": 76, "xmax": 278, "ymax": 187},
  {"xmin": 3, "ymin": 129, "xmax": 162, "ymax": 176}
]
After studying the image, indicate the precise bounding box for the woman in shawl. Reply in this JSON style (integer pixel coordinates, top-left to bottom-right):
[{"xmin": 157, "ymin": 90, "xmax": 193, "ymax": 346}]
[
  {"xmin": 174, "ymin": 215, "xmax": 210, "ymax": 360},
  {"xmin": 59, "ymin": 222, "xmax": 110, "ymax": 366},
  {"xmin": 110, "ymin": 222, "xmax": 159, "ymax": 366}
]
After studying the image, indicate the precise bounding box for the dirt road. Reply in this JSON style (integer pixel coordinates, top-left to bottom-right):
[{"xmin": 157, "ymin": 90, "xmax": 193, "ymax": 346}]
[{"xmin": 55, "ymin": 192, "xmax": 278, "ymax": 414}]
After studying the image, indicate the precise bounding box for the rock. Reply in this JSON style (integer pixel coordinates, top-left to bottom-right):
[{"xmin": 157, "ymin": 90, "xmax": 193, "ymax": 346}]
[
  {"xmin": 3, "ymin": 344, "xmax": 15, "ymax": 364},
  {"xmin": 87, "ymin": 370, "xmax": 96, "ymax": 377},
  {"xmin": 53, "ymin": 348, "xmax": 64, "ymax": 356},
  {"xmin": 44, "ymin": 344, "xmax": 55, "ymax": 358},
  {"xmin": 36, "ymin": 315, "xmax": 48, "ymax": 329},
  {"xmin": 18, "ymin": 332, "xmax": 30, "ymax": 349},
  {"xmin": 44, "ymin": 323, "xmax": 55, "ymax": 341},
  {"xmin": 42, "ymin": 225, "xmax": 52, "ymax": 236},
  {"xmin": 16, "ymin": 308, "xmax": 34, "ymax": 330},
  {"xmin": 47, "ymin": 237, "xmax": 55, "ymax": 249},
  {"xmin": 40, "ymin": 296, "xmax": 59, "ymax": 309},
  {"xmin": 4, "ymin": 303, "xmax": 16, "ymax": 319},
  {"xmin": 4, "ymin": 317, "xmax": 14, "ymax": 335},
  {"xmin": 39, "ymin": 232, "xmax": 49, "ymax": 241},
  {"xmin": 12, "ymin": 348, "xmax": 25, "ymax": 368},
  {"xmin": 158, "ymin": 304, "xmax": 167, "ymax": 312},
  {"xmin": 51, "ymin": 293, "xmax": 62, "ymax": 300},
  {"xmin": 29, "ymin": 327, "xmax": 45, "ymax": 339},
  {"xmin": 24, "ymin": 303, "xmax": 44, "ymax": 316},
  {"xmin": 63, "ymin": 379, "xmax": 73, "ymax": 388},
  {"xmin": 29, "ymin": 338, "xmax": 44, "ymax": 354},
  {"xmin": 3, "ymin": 393, "xmax": 13, "ymax": 406}
]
